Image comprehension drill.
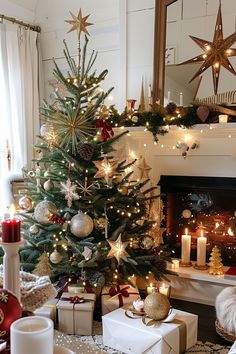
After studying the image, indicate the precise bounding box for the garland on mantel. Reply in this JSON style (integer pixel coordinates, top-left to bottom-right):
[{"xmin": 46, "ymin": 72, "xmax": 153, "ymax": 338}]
[{"xmin": 107, "ymin": 102, "xmax": 236, "ymax": 142}]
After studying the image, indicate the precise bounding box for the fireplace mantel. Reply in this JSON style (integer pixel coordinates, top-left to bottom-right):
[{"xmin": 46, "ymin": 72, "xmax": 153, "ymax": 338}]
[
  {"xmin": 167, "ymin": 262, "xmax": 236, "ymax": 306},
  {"xmin": 116, "ymin": 123, "xmax": 236, "ymax": 182}
]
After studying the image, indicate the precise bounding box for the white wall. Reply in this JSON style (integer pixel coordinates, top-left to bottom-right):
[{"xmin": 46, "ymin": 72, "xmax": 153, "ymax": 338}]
[
  {"xmin": 33, "ymin": 0, "xmax": 155, "ymax": 111},
  {"xmin": 0, "ymin": 0, "xmax": 35, "ymax": 21}
]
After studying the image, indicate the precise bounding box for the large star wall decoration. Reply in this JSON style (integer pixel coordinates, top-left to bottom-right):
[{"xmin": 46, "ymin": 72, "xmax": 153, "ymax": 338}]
[
  {"xmin": 107, "ymin": 234, "xmax": 129, "ymax": 263},
  {"xmin": 179, "ymin": 2, "xmax": 236, "ymax": 94}
]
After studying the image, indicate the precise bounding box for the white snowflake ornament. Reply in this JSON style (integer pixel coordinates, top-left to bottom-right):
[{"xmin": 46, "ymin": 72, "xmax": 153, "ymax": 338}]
[{"xmin": 60, "ymin": 179, "xmax": 80, "ymax": 207}]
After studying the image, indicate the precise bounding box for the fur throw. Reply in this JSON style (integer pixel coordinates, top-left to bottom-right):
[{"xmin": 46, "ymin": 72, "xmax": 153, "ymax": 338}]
[
  {"xmin": 215, "ymin": 287, "xmax": 236, "ymax": 333},
  {"xmin": 0, "ymin": 265, "xmax": 57, "ymax": 312}
]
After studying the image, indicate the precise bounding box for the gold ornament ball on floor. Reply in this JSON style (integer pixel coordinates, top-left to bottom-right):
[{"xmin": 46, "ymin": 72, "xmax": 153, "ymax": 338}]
[{"xmin": 144, "ymin": 293, "xmax": 170, "ymax": 321}]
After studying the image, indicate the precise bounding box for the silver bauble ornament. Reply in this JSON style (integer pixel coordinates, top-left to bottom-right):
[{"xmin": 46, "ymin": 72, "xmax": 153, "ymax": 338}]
[
  {"xmin": 43, "ymin": 179, "xmax": 54, "ymax": 191},
  {"xmin": 34, "ymin": 200, "xmax": 57, "ymax": 224},
  {"xmin": 29, "ymin": 224, "xmax": 39, "ymax": 234},
  {"xmin": 64, "ymin": 212, "xmax": 71, "ymax": 220},
  {"xmin": 19, "ymin": 196, "xmax": 33, "ymax": 210},
  {"xmin": 50, "ymin": 249, "xmax": 63, "ymax": 264},
  {"xmin": 70, "ymin": 211, "xmax": 94, "ymax": 238},
  {"xmin": 182, "ymin": 209, "xmax": 192, "ymax": 219}
]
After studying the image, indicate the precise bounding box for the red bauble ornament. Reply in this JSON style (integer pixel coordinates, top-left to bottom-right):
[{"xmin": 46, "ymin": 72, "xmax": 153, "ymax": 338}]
[{"xmin": 0, "ymin": 289, "xmax": 22, "ymax": 340}]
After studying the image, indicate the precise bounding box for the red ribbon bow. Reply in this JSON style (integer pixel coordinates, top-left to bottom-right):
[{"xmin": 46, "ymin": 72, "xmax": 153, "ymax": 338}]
[
  {"xmin": 69, "ymin": 296, "xmax": 81, "ymax": 304},
  {"xmin": 108, "ymin": 285, "xmax": 130, "ymax": 307},
  {"xmin": 95, "ymin": 119, "xmax": 114, "ymax": 141}
]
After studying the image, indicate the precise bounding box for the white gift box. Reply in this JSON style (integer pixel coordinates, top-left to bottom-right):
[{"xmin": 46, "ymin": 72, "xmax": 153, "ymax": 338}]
[
  {"xmin": 101, "ymin": 284, "xmax": 139, "ymax": 315},
  {"xmin": 57, "ymin": 292, "xmax": 96, "ymax": 335},
  {"xmin": 34, "ymin": 298, "xmax": 58, "ymax": 322},
  {"xmin": 229, "ymin": 341, "xmax": 236, "ymax": 354},
  {"xmin": 102, "ymin": 308, "xmax": 198, "ymax": 354}
]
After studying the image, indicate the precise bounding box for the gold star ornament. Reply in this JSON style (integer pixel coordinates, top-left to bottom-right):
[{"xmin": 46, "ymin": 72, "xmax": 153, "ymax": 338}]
[
  {"xmin": 137, "ymin": 157, "xmax": 152, "ymax": 180},
  {"xmin": 179, "ymin": 2, "xmax": 236, "ymax": 94},
  {"xmin": 65, "ymin": 9, "xmax": 93, "ymax": 35},
  {"xmin": 107, "ymin": 234, "xmax": 129, "ymax": 263},
  {"xmin": 94, "ymin": 157, "xmax": 118, "ymax": 183}
]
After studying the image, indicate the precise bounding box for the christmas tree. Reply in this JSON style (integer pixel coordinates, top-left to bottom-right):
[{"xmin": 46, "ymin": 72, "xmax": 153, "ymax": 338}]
[{"xmin": 19, "ymin": 10, "xmax": 169, "ymax": 290}]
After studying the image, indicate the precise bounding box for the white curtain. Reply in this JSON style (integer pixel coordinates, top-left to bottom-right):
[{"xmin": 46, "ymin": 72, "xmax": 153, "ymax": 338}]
[{"xmin": 0, "ymin": 23, "xmax": 40, "ymax": 214}]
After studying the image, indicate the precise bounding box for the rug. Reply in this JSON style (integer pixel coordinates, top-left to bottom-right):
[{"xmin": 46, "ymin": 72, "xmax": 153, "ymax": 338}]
[{"xmin": 77, "ymin": 322, "xmax": 231, "ymax": 354}]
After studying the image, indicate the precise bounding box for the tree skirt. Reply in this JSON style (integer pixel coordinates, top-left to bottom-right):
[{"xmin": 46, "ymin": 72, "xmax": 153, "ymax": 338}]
[{"xmin": 61, "ymin": 322, "xmax": 231, "ymax": 354}]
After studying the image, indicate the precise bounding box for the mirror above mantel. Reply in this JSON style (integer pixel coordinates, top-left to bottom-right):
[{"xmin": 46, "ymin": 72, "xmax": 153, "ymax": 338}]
[{"xmin": 153, "ymin": 0, "xmax": 236, "ymax": 106}]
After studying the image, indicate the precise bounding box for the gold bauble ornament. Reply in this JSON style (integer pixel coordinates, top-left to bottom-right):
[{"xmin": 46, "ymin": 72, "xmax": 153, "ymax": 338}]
[
  {"xmin": 94, "ymin": 217, "xmax": 107, "ymax": 229},
  {"xmin": 50, "ymin": 250, "xmax": 63, "ymax": 264},
  {"xmin": 19, "ymin": 196, "xmax": 33, "ymax": 210},
  {"xmin": 118, "ymin": 186, "xmax": 129, "ymax": 195},
  {"xmin": 43, "ymin": 179, "xmax": 54, "ymax": 191},
  {"xmin": 144, "ymin": 293, "xmax": 170, "ymax": 321}
]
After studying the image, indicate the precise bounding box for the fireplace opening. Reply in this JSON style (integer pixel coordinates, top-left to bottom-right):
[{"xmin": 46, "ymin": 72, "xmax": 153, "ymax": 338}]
[{"xmin": 159, "ymin": 176, "xmax": 236, "ymax": 265}]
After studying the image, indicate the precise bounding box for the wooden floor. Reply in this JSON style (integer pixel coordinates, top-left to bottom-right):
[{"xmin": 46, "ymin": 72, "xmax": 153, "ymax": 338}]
[{"xmin": 170, "ymin": 299, "xmax": 230, "ymax": 346}]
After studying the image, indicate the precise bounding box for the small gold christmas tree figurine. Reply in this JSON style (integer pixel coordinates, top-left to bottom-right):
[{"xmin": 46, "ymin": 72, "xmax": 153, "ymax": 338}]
[
  {"xmin": 208, "ymin": 246, "xmax": 224, "ymax": 275},
  {"xmin": 34, "ymin": 251, "xmax": 52, "ymax": 276}
]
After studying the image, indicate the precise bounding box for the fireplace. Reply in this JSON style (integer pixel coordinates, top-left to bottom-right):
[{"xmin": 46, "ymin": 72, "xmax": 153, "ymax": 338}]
[{"xmin": 159, "ymin": 175, "xmax": 236, "ymax": 265}]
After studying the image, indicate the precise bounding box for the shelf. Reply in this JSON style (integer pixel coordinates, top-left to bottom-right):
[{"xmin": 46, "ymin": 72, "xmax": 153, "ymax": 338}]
[{"xmin": 167, "ymin": 262, "xmax": 236, "ymax": 286}]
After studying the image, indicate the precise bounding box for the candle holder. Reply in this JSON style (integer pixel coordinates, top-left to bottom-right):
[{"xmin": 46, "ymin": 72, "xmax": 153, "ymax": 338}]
[
  {"xmin": 0, "ymin": 239, "xmax": 24, "ymax": 302},
  {"xmin": 180, "ymin": 261, "xmax": 192, "ymax": 267},
  {"xmin": 194, "ymin": 263, "xmax": 208, "ymax": 270}
]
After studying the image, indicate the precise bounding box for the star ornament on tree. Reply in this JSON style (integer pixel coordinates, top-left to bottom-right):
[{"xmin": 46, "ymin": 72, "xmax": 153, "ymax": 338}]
[
  {"xmin": 94, "ymin": 157, "xmax": 118, "ymax": 184},
  {"xmin": 65, "ymin": 9, "xmax": 93, "ymax": 35},
  {"xmin": 107, "ymin": 235, "xmax": 129, "ymax": 263},
  {"xmin": 179, "ymin": 2, "xmax": 236, "ymax": 94}
]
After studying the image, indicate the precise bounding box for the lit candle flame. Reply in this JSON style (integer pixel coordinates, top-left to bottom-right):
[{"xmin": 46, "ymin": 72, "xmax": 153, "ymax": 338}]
[
  {"xmin": 215, "ymin": 222, "xmax": 220, "ymax": 229},
  {"xmin": 185, "ymin": 228, "xmax": 188, "ymax": 235},
  {"xmin": 228, "ymin": 227, "xmax": 234, "ymax": 236},
  {"xmin": 200, "ymin": 229, "xmax": 204, "ymax": 237},
  {"xmin": 9, "ymin": 204, "xmax": 15, "ymax": 220}
]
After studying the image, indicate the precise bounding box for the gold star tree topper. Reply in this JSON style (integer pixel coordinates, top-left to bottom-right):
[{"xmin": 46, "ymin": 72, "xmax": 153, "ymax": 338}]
[
  {"xmin": 179, "ymin": 2, "xmax": 236, "ymax": 94},
  {"xmin": 65, "ymin": 9, "xmax": 93, "ymax": 35},
  {"xmin": 107, "ymin": 234, "xmax": 129, "ymax": 263}
]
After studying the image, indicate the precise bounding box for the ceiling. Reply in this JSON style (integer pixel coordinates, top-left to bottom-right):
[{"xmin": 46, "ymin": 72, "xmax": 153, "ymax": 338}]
[{"xmin": 8, "ymin": 0, "xmax": 38, "ymax": 12}]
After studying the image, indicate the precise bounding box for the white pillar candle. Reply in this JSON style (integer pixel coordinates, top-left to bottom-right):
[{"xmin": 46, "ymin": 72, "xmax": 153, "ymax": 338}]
[
  {"xmin": 147, "ymin": 283, "xmax": 157, "ymax": 294},
  {"xmin": 158, "ymin": 282, "xmax": 170, "ymax": 297},
  {"xmin": 219, "ymin": 115, "xmax": 228, "ymax": 123},
  {"xmin": 179, "ymin": 92, "xmax": 183, "ymax": 106},
  {"xmin": 181, "ymin": 228, "xmax": 191, "ymax": 264},
  {"xmin": 172, "ymin": 259, "xmax": 180, "ymax": 271},
  {"xmin": 197, "ymin": 230, "xmax": 207, "ymax": 266},
  {"xmin": 10, "ymin": 316, "xmax": 54, "ymax": 354},
  {"xmin": 167, "ymin": 90, "xmax": 171, "ymax": 102}
]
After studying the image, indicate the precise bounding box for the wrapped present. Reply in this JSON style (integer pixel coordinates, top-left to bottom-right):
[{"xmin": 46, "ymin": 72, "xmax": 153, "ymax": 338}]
[
  {"xmin": 102, "ymin": 308, "xmax": 198, "ymax": 354},
  {"xmin": 34, "ymin": 298, "xmax": 58, "ymax": 322},
  {"xmin": 68, "ymin": 283, "xmax": 84, "ymax": 293},
  {"xmin": 57, "ymin": 292, "xmax": 96, "ymax": 335},
  {"xmin": 229, "ymin": 342, "xmax": 236, "ymax": 354},
  {"xmin": 101, "ymin": 284, "xmax": 139, "ymax": 315}
]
